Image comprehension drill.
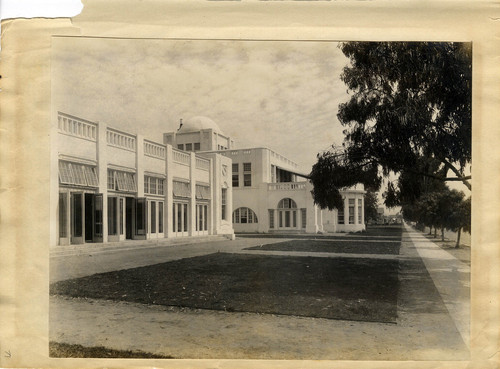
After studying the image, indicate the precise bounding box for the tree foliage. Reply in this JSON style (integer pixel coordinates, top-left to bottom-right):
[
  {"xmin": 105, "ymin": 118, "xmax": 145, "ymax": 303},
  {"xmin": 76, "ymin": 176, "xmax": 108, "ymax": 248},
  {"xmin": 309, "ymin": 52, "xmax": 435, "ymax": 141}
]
[
  {"xmin": 364, "ymin": 190, "xmax": 379, "ymax": 222},
  {"xmin": 310, "ymin": 42, "xmax": 471, "ymax": 211}
]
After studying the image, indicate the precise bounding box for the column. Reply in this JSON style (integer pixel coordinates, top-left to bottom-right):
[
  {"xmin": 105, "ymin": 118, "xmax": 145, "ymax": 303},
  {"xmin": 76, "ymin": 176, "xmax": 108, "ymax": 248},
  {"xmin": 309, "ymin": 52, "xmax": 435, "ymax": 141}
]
[
  {"xmin": 50, "ymin": 113, "xmax": 60, "ymax": 247},
  {"xmin": 208, "ymin": 157, "xmax": 214, "ymax": 235},
  {"xmin": 165, "ymin": 145, "xmax": 173, "ymax": 238},
  {"xmin": 344, "ymin": 196, "xmax": 349, "ymax": 229},
  {"xmin": 354, "ymin": 194, "xmax": 359, "ymax": 225},
  {"xmin": 189, "ymin": 152, "xmax": 196, "ymax": 236},
  {"xmin": 97, "ymin": 121, "xmax": 109, "ymax": 243}
]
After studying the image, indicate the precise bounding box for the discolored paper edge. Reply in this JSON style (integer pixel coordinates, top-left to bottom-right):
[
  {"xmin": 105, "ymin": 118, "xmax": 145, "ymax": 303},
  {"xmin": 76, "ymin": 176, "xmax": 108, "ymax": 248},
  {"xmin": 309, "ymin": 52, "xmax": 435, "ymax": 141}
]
[{"xmin": 1, "ymin": 0, "xmax": 499, "ymax": 368}]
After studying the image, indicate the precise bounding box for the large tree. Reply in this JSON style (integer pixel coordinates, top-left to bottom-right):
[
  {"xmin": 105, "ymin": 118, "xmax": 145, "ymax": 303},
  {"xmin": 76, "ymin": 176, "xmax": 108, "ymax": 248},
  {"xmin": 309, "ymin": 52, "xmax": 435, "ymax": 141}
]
[{"xmin": 310, "ymin": 42, "xmax": 471, "ymax": 210}]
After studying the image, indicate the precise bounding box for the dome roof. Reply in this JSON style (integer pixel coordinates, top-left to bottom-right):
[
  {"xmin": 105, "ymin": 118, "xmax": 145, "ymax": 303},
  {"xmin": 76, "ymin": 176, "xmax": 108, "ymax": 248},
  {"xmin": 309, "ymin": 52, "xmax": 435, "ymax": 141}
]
[{"xmin": 178, "ymin": 116, "xmax": 224, "ymax": 135}]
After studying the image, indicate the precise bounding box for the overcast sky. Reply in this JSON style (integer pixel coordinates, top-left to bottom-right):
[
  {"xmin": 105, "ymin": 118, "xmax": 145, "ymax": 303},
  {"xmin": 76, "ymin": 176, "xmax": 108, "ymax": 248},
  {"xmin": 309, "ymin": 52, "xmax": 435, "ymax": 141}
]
[{"xmin": 52, "ymin": 37, "xmax": 349, "ymax": 174}]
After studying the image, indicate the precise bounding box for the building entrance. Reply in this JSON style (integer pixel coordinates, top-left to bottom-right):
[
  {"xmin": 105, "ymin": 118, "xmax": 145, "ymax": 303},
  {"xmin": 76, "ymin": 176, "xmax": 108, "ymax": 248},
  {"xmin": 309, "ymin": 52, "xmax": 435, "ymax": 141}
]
[
  {"xmin": 277, "ymin": 198, "xmax": 298, "ymax": 230},
  {"xmin": 68, "ymin": 192, "xmax": 102, "ymax": 244},
  {"xmin": 125, "ymin": 197, "xmax": 134, "ymax": 239}
]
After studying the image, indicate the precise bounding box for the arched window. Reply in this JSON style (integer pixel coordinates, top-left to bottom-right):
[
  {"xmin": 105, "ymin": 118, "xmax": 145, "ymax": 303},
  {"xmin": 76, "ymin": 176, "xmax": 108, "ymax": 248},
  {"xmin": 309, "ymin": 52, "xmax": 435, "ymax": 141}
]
[
  {"xmin": 233, "ymin": 207, "xmax": 258, "ymax": 224},
  {"xmin": 278, "ymin": 198, "xmax": 297, "ymax": 209}
]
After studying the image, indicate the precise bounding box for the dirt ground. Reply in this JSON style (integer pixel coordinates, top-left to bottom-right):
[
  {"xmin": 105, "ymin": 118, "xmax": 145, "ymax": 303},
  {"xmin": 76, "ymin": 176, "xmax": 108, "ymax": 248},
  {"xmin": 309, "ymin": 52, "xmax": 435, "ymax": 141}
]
[{"xmin": 49, "ymin": 227, "xmax": 469, "ymax": 360}]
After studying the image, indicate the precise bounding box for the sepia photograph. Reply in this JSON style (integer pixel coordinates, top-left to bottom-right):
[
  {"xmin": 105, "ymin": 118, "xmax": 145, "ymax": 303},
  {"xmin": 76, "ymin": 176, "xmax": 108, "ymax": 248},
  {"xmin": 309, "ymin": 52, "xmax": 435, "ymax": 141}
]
[{"xmin": 48, "ymin": 37, "xmax": 472, "ymax": 360}]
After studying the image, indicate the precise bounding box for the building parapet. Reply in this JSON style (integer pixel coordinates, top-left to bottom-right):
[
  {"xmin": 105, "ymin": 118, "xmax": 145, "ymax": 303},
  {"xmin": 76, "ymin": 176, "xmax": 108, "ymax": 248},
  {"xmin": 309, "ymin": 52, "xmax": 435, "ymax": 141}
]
[
  {"xmin": 144, "ymin": 139, "xmax": 166, "ymax": 159},
  {"xmin": 106, "ymin": 128, "xmax": 136, "ymax": 152},
  {"xmin": 58, "ymin": 113, "xmax": 97, "ymax": 142},
  {"xmin": 172, "ymin": 148, "xmax": 190, "ymax": 165},
  {"xmin": 195, "ymin": 156, "xmax": 210, "ymax": 171},
  {"xmin": 268, "ymin": 182, "xmax": 307, "ymax": 191}
]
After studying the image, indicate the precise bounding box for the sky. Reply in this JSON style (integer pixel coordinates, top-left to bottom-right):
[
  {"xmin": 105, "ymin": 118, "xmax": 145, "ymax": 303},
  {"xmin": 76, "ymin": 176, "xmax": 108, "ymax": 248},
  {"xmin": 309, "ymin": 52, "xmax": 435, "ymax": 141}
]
[{"xmin": 52, "ymin": 37, "xmax": 349, "ymax": 174}]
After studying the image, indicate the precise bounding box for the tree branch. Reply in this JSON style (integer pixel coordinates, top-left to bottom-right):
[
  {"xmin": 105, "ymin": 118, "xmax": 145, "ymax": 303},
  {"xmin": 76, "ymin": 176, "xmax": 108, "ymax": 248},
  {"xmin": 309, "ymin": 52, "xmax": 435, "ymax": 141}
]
[{"xmin": 442, "ymin": 159, "xmax": 472, "ymax": 190}]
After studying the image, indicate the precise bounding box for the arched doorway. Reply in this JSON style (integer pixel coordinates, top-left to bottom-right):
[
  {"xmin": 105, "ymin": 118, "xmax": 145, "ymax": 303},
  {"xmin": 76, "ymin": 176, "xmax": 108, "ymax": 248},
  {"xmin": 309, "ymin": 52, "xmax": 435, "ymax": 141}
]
[{"xmin": 277, "ymin": 198, "xmax": 298, "ymax": 229}]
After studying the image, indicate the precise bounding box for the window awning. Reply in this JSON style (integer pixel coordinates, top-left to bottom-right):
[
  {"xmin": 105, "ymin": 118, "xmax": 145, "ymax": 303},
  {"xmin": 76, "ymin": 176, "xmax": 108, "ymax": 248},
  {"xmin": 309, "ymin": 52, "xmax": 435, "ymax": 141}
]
[
  {"xmin": 173, "ymin": 180, "xmax": 191, "ymax": 198},
  {"xmin": 59, "ymin": 161, "xmax": 99, "ymax": 187},
  {"xmin": 275, "ymin": 165, "xmax": 310, "ymax": 179},
  {"xmin": 195, "ymin": 184, "xmax": 211, "ymax": 200}
]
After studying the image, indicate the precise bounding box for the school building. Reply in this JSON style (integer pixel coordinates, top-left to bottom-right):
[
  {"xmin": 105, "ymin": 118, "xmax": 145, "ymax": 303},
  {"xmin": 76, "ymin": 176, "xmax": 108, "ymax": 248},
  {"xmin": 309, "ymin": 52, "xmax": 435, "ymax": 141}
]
[{"xmin": 51, "ymin": 113, "xmax": 365, "ymax": 247}]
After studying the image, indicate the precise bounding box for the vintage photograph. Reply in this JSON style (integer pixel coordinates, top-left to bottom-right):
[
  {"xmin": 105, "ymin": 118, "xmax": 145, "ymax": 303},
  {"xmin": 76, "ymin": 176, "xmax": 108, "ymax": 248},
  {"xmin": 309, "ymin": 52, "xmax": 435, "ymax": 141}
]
[{"xmin": 48, "ymin": 37, "xmax": 471, "ymax": 360}]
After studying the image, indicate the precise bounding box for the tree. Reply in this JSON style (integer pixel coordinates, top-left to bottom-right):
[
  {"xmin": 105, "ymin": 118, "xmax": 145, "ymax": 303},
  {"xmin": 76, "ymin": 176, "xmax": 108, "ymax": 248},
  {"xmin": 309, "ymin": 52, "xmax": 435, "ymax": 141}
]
[
  {"xmin": 310, "ymin": 42, "xmax": 471, "ymax": 210},
  {"xmin": 364, "ymin": 190, "xmax": 379, "ymax": 223},
  {"xmin": 447, "ymin": 196, "xmax": 471, "ymax": 248}
]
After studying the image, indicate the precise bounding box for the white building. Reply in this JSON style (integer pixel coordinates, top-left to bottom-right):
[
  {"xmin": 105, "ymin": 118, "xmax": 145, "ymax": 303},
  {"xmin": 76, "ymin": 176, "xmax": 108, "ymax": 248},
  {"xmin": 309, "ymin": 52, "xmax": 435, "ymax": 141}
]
[
  {"xmin": 165, "ymin": 116, "xmax": 366, "ymax": 234},
  {"xmin": 50, "ymin": 112, "xmax": 234, "ymax": 247},
  {"xmin": 51, "ymin": 112, "xmax": 365, "ymax": 247}
]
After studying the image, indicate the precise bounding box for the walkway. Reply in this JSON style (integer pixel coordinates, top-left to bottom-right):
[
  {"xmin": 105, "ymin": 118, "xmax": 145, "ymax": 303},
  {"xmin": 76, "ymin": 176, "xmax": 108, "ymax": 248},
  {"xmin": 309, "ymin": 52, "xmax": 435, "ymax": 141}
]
[
  {"xmin": 404, "ymin": 224, "xmax": 470, "ymax": 347},
  {"xmin": 49, "ymin": 226, "xmax": 470, "ymax": 360}
]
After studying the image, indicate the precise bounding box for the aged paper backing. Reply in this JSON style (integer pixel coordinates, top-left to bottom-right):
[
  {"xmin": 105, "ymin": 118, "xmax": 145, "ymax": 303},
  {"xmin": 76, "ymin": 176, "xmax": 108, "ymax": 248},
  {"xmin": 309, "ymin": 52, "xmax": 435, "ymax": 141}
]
[{"xmin": 1, "ymin": 0, "xmax": 499, "ymax": 368}]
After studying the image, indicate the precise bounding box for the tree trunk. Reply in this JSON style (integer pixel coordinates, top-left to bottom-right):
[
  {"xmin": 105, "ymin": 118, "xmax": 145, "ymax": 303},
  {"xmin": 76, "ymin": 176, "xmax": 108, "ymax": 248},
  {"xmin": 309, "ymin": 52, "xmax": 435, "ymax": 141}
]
[
  {"xmin": 441, "ymin": 227, "xmax": 445, "ymax": 242},
  {"xmin": 456, "ymin": 228, "xmax": 462, "ymax": 248},
  {"xmin": 434, "ymin": 227, "xmax": 437, "ymax": 238},
  {"xmin": 428, "ymin": 226, "xmax": 432, "ymax": 235}
]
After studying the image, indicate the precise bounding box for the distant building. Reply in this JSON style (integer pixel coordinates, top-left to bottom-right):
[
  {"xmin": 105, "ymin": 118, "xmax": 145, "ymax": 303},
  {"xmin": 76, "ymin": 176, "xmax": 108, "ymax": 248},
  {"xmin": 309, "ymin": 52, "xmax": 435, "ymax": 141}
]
[
  {"xmin": 52, "ymin": 113, "xmax": 366, "ymax": 247},
  {"xmin": 166, "ymin": 116, "xmax": 366, "ymax": 234}
]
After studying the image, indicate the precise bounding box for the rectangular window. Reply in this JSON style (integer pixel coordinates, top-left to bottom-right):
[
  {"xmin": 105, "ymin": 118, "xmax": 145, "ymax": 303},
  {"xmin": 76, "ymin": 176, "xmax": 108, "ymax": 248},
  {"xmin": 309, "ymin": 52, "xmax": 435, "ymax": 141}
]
[
  {"xmin": 158, "ymin": 179, "xmax": 164, "ymax": 195},
  {"xmin": 94, "ymin": 194, "xmax": 103, "ymax": 237},
  {"xmin": 72, "ymin": 193, "xmax": 83, "ymax": 237},
  {"xmin": 232, "ymin": 163, "xmax": 239, "ymax": 187},
  {"xmin": 150, "ymin": 177, "xmax": 157, "ymax": 195},
  {"xmin": 349, "ymin": 198, "xmax": 355, "ymax": 224},
  {"xmin": 144, "ymin": 176, "xmax": 150, "ymax": 194},
  {"xmin": 108, "ymin": 197, "xmax": 118, "ymax": 235},
  {"xmin": 59, "ymin": 161, "xmax": 73, "ymax": 184},
  {"xmin": 271, "ymin": 165, "xmax": 276, "ymax": 183},
  {"xmin": 177, "ymin": 203, "xmax": 182, "ymax": 232},
  {"xmin": 293, "ymin": 210, "xmax": 297, "ymax": 228},
  {"xmin": 243, "ymin": 162, "xmax": 251, "ymax": 172},
  {"xmin": 119, "ymin": 198, "xmax": 124, "ymax": 235},
  {"xmin": 186, "ymin": 143, "xmax": 192, "ymax": 151},
  {"xmin": 301, "ymin": 208, "xmax": 307, "ymax": 228},
  {"xmin": 158, "ymin": 202, "xmax": 164, "ymax": 233},
  {"xmin": 358, "ymin": 199, "xmax": 362, "ymax": 224},
  {"xmin": 177, "ymin": 144, "xmax": 184, "ymax": 150},
  {"xmin": 183, "ymin": 203, "xmax": 188, "ymax": 232},
  {"xmin": 108, "ymin": 170, "xmax": 115, "ymax": 190},
  {"xmin": 338, "ymin": 207, "xmax": 344, "ymax": 225},
  {"xmin": 244, "ymin": 174, "xmax": 251, "ymax": 187},
  {"xmin": 221, "ymin": 188, "xmax": 227, "ymax": 220},
  {"xmin": 269, "ymin": 209, "xmax": 274, "ymax": 229},
  {"xmin": 204, "ymin": 205, "xmax": 208, "ymax": 231},
  {"xmin": 59, "ymin": 193, "xmax": 67, "ymax": 238},
  {"xmin": 136, "ymin": 198, "xmax": 147, "ymax": 235},
  {"xmin": 151, "ymin": 201, "xmax": 156, "ymax": 233},
  {"xmin": 194, "ymin": 143, "xmax": 201, "ymax": 151}
]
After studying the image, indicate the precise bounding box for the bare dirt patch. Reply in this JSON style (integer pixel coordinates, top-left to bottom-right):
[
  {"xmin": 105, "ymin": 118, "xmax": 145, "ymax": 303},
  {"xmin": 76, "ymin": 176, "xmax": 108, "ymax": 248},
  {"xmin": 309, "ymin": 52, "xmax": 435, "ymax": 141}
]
[{"xmin": 49, "ymin": 341, "xmax": 174, "ymax": 358}]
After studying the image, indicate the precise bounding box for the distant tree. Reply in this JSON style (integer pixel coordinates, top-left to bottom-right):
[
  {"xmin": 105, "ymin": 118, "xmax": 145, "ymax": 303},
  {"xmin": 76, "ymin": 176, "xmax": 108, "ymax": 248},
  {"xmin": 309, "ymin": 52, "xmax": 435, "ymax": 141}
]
[
  {"xmin": 447, "ymin": 196, "xmax": 471, "ymax": 248},
  {"xmin": 413, "ymin": 188, "xmax": 468, "ymax": 243},
  {"xmin": 310, "ymin": 42, "xmax": 471, "ymax": 210},
  {"xmin": 364, "ymin": 190, "xmax": 379, "ymax": 223}
]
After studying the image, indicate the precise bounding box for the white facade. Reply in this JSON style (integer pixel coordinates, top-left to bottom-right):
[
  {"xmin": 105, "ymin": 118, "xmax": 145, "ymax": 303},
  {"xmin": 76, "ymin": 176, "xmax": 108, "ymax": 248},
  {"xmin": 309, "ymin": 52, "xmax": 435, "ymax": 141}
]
[
  {"xmin": 165, "ymin": 117, "xmax": 366, "ymax": 234},
  {"xmin": 51, "ymin": 112, "xmax": 234, "ymax": 247}
]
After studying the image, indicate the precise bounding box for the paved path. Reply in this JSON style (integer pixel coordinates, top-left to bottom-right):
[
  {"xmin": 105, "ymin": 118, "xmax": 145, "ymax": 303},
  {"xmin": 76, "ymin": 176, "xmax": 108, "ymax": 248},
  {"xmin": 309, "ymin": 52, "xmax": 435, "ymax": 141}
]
[
  {"xmin": 404, "ymin": 224, "xmax": 470, "ymax": 347},
  {"xmin": 49, "ymin": 226, "xmax": 470, "ymax": 360}
]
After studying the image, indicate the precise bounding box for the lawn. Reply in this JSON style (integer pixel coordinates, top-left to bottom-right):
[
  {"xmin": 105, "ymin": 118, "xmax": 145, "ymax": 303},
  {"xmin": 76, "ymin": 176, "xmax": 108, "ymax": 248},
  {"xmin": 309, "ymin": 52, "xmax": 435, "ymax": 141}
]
[
  {"xmin": 244, "ymin": 239, "xmax": 401, "ymax": 255},
  {"xmin": 51, "ymin": 253, "xmax": 400, "ymax": 323}
]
